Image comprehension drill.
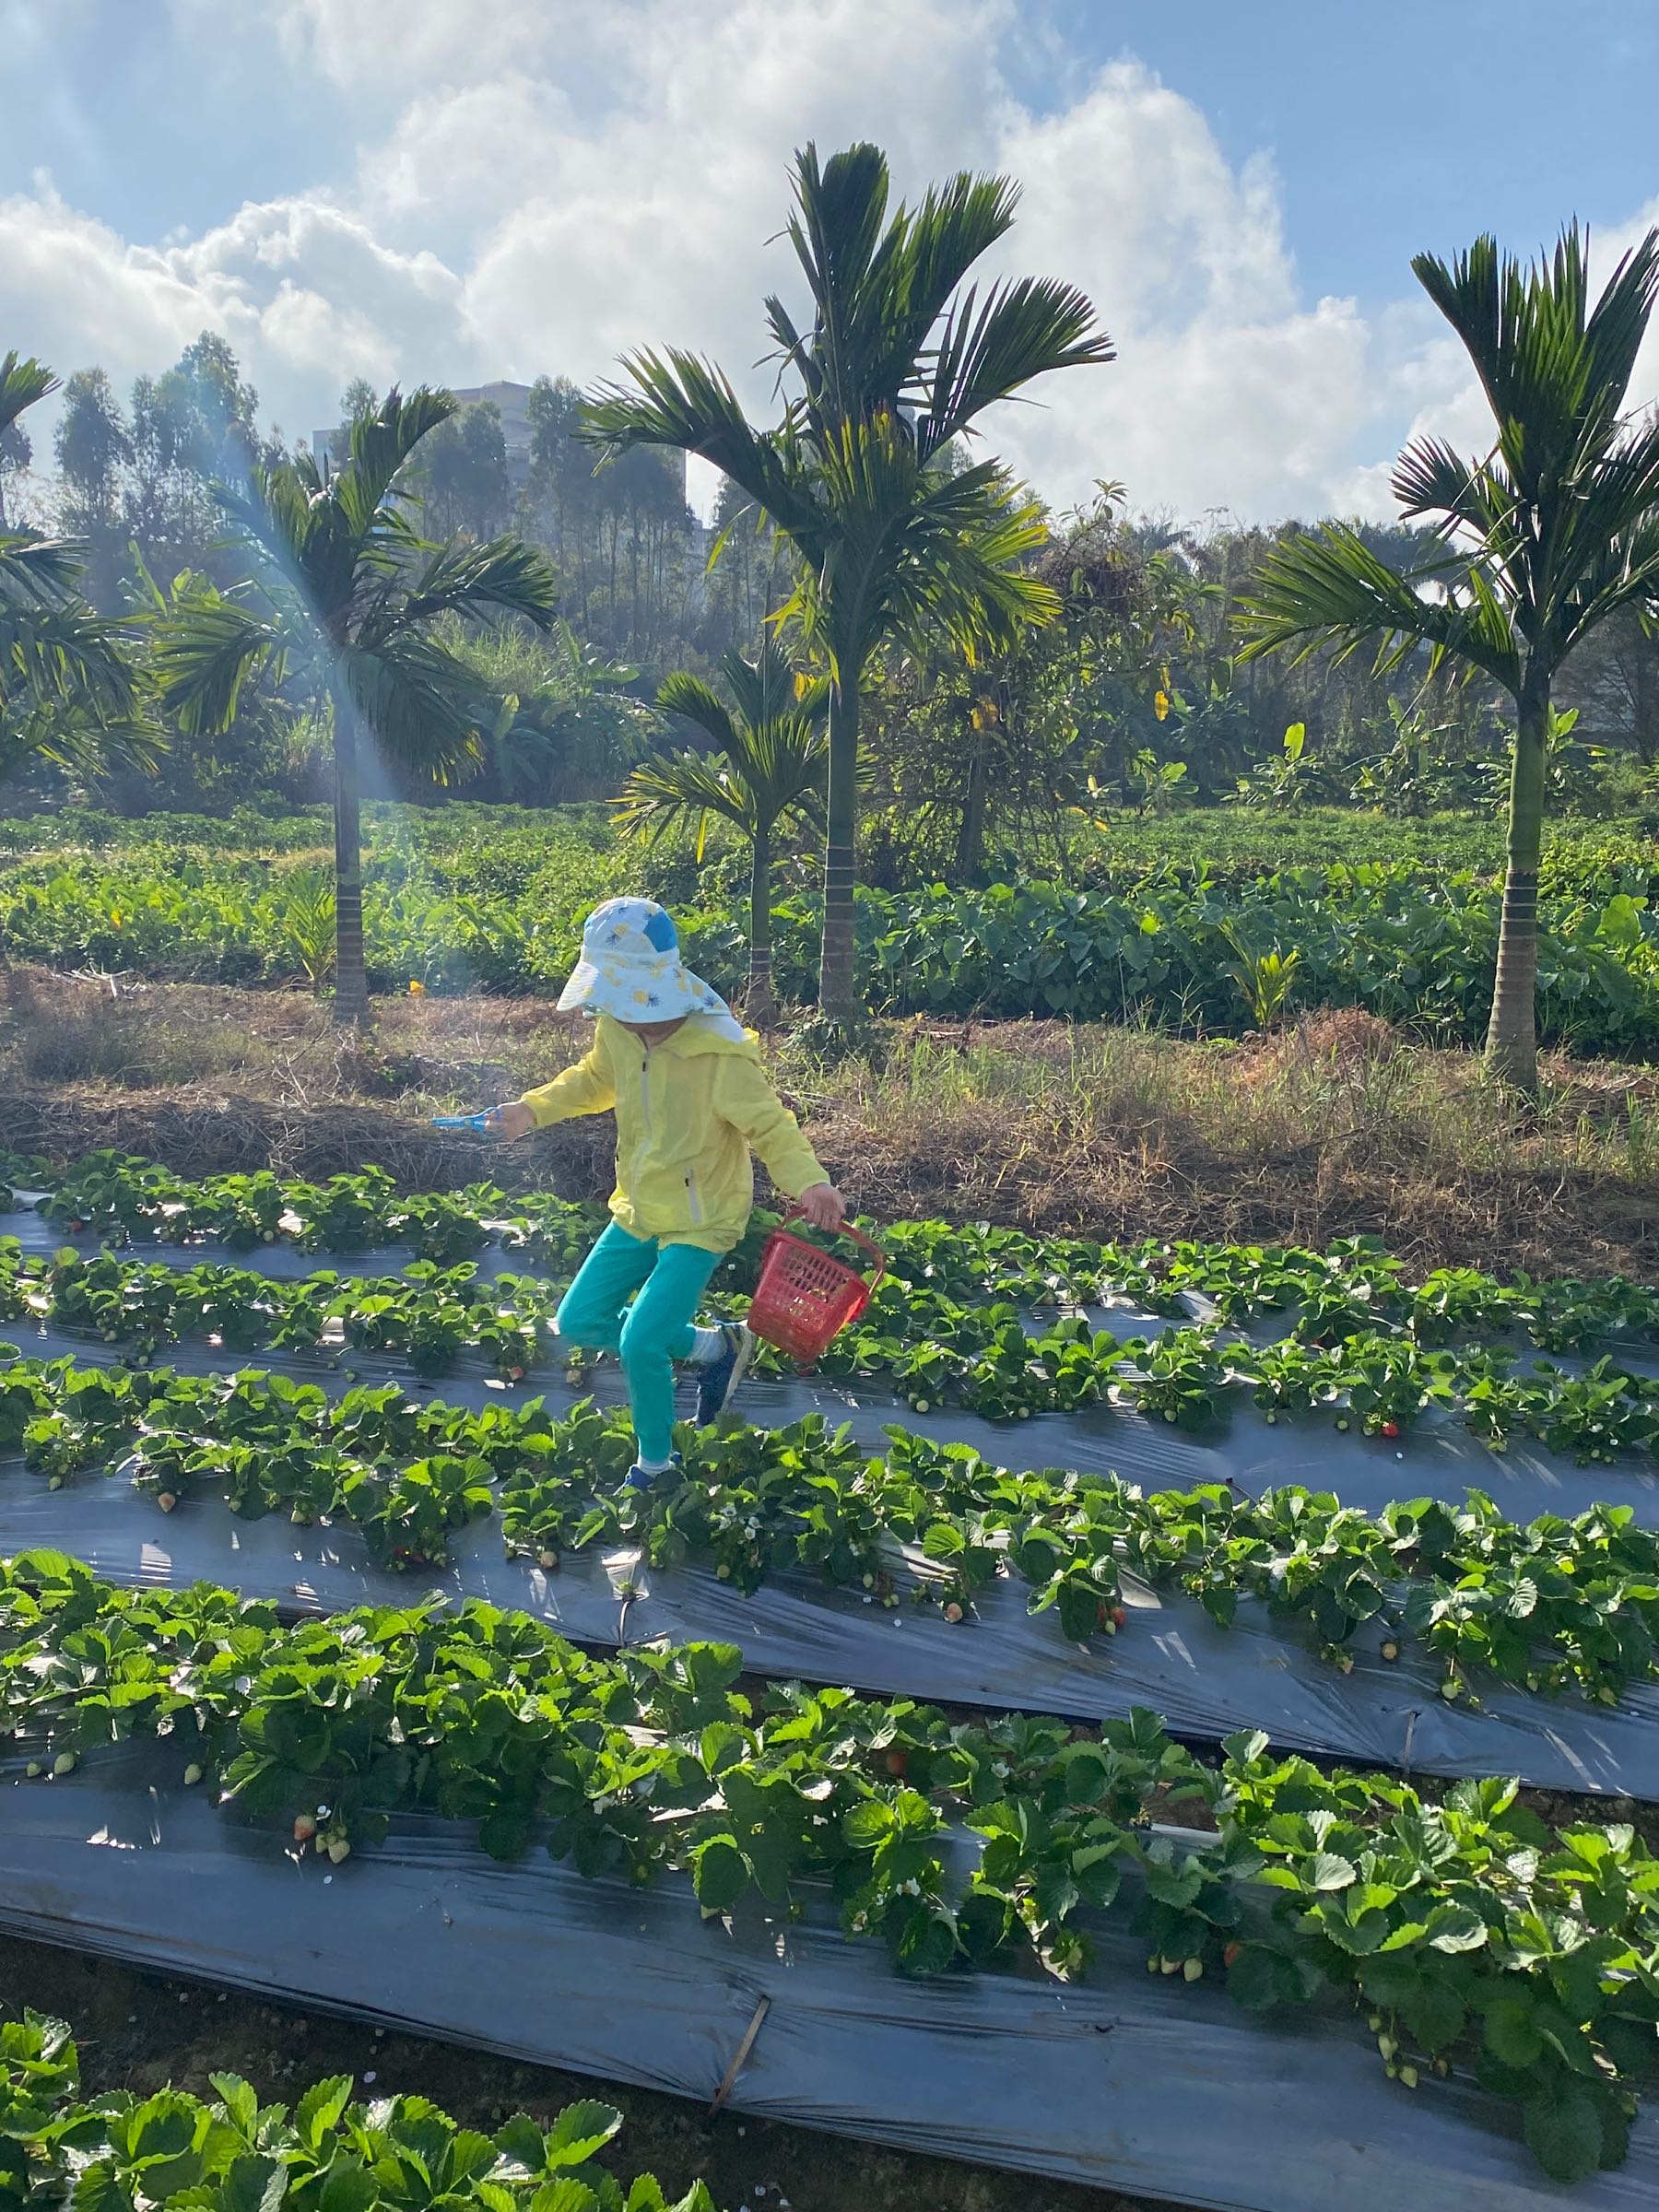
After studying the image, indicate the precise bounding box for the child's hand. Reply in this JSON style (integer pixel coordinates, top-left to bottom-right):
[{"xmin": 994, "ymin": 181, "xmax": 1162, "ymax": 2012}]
[
  {"xmin": 489, "ymin": 1101, "xmax": 537, "ymax": 1142},
  {"xmin": 795, "ymin": 1182, "xmax": 847, "ymax": 1230}
]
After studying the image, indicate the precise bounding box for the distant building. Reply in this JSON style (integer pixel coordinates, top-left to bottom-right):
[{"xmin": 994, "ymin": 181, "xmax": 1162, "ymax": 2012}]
[{"xmin": 449, "ymin": 381, "xmax": 536, "ymax": 489}]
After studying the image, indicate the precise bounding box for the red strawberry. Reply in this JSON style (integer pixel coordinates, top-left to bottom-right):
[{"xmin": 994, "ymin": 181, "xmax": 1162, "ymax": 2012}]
[
  {"xmin": 1381, "ymin": 1419, "xmax": 1401, "ymax": 1440},
  {"xmin": 883, "ymin": 1749, "xmax": 908, "ymax": 1778}
]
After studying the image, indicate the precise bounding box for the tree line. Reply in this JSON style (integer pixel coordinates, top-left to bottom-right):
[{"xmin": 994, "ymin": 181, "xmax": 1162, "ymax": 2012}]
[
  {"xmin": 6, "ymin": 140, "xmax": 1659, "ymax": 1084},
  {"xmin": 13, "ymin": 336, "xmax": 1657, "ymax": 841}
]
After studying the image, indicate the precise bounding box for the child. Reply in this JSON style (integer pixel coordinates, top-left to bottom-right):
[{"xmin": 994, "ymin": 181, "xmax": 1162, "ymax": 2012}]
[{"xmin": 488, "ymin": 896, "xmax": 847, "ymax": 1488}]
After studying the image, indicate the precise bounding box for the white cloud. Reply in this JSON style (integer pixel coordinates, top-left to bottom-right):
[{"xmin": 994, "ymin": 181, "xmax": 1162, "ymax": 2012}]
[
  {"xmin": 0, "ymin": 182, "xmax": 229, "ymax": 379},
  {"xmin": 456, "ymin": 0, "xmax": 1011, "ymax": 385},
  {"xmin": 266, "ymin": 0, "xmax": 588, "ymax": 88},
  {"xmin": 365, "ymin": 80, "xmax": 579, "ymax": 229},
  {"xmin": 971, "ymin": 65, "xmax": 1371, "ymax": 517},
  {"xmin": 0, "ymin": 181, "xmax": 479, "ymax": 441},
  {"xmin": 21, "ymin": 1, "xmax": 1659, "ymax": 519}
]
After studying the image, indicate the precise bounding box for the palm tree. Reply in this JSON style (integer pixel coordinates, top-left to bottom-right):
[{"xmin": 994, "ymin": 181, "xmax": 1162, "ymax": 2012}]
[
  {"xmin": 583, "ymin": 141, "xmax": 1114, "ymax": 1021},
  {"xmin": 153, "ymin": 388, "xmax": 558, "ymax": 1021},
  {"xmin": 1240, "ymin": 226, "xmax": 1659, "ymax": 1088},
  {"xmin": 1, "ymin": 353, "xmax": 147, "ymax": 783},
  {"xmin": 616, "ymin": 637, "xmax": 830, "ymax": 1023}
]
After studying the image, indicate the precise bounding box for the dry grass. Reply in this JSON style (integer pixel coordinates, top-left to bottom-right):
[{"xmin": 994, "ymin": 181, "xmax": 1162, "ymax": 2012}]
[
  {"xmin": 2, "ymin": 970, "xmax": 1655, "ymax": 1278},
  {"xmin": 782, "ymin": 1006, "xmax": 1659, "ymax": 1280}
]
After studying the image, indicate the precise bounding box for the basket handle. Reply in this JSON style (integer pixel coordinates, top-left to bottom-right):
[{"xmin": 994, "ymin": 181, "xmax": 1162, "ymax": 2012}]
[{"xmin": 778, "ymin": 1208, "xmax": 887, "ymax": 1292}]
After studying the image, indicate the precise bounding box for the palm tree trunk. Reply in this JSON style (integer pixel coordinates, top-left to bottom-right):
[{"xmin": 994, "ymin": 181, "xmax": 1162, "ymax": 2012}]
[
  {"xmin": 746, "ymin": 820, "xmax": 777, "ymax": 1027},
  {"xmin": 1485, "ymin": 665, "xmax": 1549, "ymax": 1088},
  {"xmin": 818, "ymin": 662, "xmax": 860, "ymax": 1019},
  {"xmin": 332, "ymin": 688, "xmax": 369, "ymax": 1027},
  {"xmin": 956, "ymin": 729, "xmax": 990, "ymax": 879}
]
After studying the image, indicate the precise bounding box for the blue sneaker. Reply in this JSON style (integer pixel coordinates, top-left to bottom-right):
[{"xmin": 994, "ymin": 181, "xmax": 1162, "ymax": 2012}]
[
  {"xmin": 623, "ymin": 1453, "xmax": 681, "ymax": 1492},
  {"xmin": 695, "ymin": 1323, "xmax": 757, "ymax": 1425}
]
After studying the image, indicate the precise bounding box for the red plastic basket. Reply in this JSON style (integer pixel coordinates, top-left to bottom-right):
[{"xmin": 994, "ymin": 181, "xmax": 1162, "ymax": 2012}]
[{"xmin": 747, "ymin": 1212, "xmax": 887, "ymax": 1366}]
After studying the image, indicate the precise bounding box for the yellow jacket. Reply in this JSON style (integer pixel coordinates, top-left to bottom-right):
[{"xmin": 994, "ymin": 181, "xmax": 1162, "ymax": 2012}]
[{"xmin": 522, "ymin": 1011, "xmax": 826, "ymax": 1253}]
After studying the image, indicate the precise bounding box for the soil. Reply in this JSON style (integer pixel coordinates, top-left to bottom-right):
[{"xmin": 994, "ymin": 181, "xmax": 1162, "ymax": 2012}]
[{"xmin": 0, "ymin": 1934, "xmax": 1165, "ymax": 2212}]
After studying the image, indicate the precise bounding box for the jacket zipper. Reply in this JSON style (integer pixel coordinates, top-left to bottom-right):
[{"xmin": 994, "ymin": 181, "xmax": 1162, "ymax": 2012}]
[
  {"xmin": 687, "ymin": 1167, "xmax": 703, "ymax": 1226},
  {"xmin": 635, "ymin": 1054, "xmax": 652, "ymax": 1189}
]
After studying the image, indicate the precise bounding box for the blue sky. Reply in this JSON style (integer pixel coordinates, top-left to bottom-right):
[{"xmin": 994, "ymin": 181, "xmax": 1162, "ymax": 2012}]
[
  {"xmin": 1055, "ymin": 2, "xmax": 1659, "ymax": 304},
  {"xmin": 4, "ymin": 0, "xmax": 1658, "ymax": 521}
]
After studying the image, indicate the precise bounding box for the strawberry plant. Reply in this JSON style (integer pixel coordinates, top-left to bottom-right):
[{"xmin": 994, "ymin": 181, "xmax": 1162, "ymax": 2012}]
[
  {"xmin": 1250, "ymin": 1337, "xmax": 1345, "ymax": 1419},
  {"xmin": 288, "ymin": 1169, "xmax": 403, "ymax": 1253},
  {"xmin": 185, "ymin": 1169, "xmax": 289, "ymax": 1248},
  {"xmin": 17, "ymin": 1344, "xmax": 1659, "ymax": 1697},
  {"xmin": 0, "ymin": 1357, "xmax": 47, "ymax": 1451},
  {"xmin": 339, "ymin": 1454, "xmax": 496, "ymax": 1568},
  {"xmin": 19, "ymin": 1363, "xmax": 139, "ymax": 1482},
  {"xmin": 8, "ymin": 1547, "xmax": 1659, "ymax": 2178},
  {"xmin": 1408, "ymin": 1265, "xmax": 1527, "ymax": 1345},
  {"xmin": 1219, "ymin": 1741, "xmax": 1659, "ymax": 2183},
  {"xmin": 0, "ymin": 1241, "xmax": 28, "ymax": 1324},
  {"xmin": 167, "ymin": 1263, "xmax": 276, "ymax": 1352},
  {"xmin": 1524, "ymin": 1273, "xmax": 1659, "ymax": 1353},
  {"xmin": 1336, "ymin": 1334, "xmax": 1457, "ymax": 1435},
  {"xmin": 39, "ymin": 1152, "xmax": 182, "ymax": 1241},
  {"xmin": 394, "ymin": 1188, "xmax": 492, "ymax": 1265},
  {"xmin": 1114, "ymin": 1329, "xmax": 1241, "ymax": 1430}
]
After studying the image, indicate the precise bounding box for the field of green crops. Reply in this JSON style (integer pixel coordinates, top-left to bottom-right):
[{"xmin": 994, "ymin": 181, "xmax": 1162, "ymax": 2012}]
[
  {"xmin": 3, "ymin": 802, "xmax": 1658, "ymax": 1052},
  {"xmin": 6, "ymin": 798, "xmax": 1659, "ymax": 2193},
  {"xmin": 7, "ymin": 1146, "xmax": 1659, "ymax": 2183}
]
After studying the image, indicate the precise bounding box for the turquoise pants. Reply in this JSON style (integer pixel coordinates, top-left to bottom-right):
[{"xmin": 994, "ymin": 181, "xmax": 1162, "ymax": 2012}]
[{"xmin": 554, "ymin": 1220, "xmax": 723, "ymax": 1463}]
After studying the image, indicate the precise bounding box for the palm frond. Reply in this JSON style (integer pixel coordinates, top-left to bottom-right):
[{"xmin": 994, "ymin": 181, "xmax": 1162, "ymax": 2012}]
[
  {"xmin": 1239, "ymin": 524, "xmax": 1522, "ymax": 688},
  {"xmin": 1559, "ymin": 508, "xmax": 1659, "ymax": 652},
  {"xmin": 3, "ymin": 694, "xmax": 163, "ymax": 781},
  {"xmin": 582, "ymin": 353, "xmax": 824, "ymax": 548},
  {"xmin": 0, "ymin": 605, "xmax": 145, "ymax": 723},
  {"xmin": 615, "ymin": 748, "xmax": 757, "ymax": 847},
  {"xmin": 919, "ymin": 275, "xmax": 1113, "ymax": 456},
  {"xmin": 1411, "ymin": 226, "xmax": 1659, "ymax": 500},
  {"xmin": 722, "ymin": 633, "xmax": 829, "ymax": 730},
  {"xmin": 762, "ymin": 293, "xmax": 813, "ymax": 402},
  {"xmin": 781, "ymin": 142, "xmax": 895, "ymax": 418},
  {"xmin": 617, "ymin": 722, "xmax": 827, "ymax": 851},
  {"xmin": 1547, "ymin": 409, "xmax": 1659, "ymax": 633},
  {"xmin": 654, "ymin": 671, "xmax": 737, "ymax": 752},
  {"xmin": 0, "ymin": 529, "xmax": 86, "ymax": 611},
  {"xmin": 845, "ymin": 171, "xmax": 1020, "ymax": 413},
  {"xmin": 1391, "ymin": 438, "xmax": 1513, "ymax": 537},
  {"xmin": 337, "ymin": 386, "xmax": 458, "ymax": 534},
  {"xmin": 152, "ymin": 592, "xmax": 285, "ymax": 735},
  {"xmin": 336, "ymin": 631, "xmax": 488, "ymax": 784},
  {"xmin": 733, "ymin": 716, "xmax": 829, "ymax": 823},
  {"xmin": 882, "ymin": 463, "xmax": 1056, "ymax": 656},
  {"xmin": 394, "ymin": 535, "xmax": 559, "ymax": 636},
  {"xmin": 1580, "ymin": 229, "xmax": 1659, "ymax": 421},
  {"xmin": 899, "ymin": 171, "xmax": 1023, "ymax": 352},
  {"xmin": 0, "ymin": 353, "xmax": 55, "ymax": 441}
]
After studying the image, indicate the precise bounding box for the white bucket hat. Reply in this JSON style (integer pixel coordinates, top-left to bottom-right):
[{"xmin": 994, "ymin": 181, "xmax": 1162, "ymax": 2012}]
[{"xmin": 556, "ymin": 897, "xmax": 730, "ymax": 1021}]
